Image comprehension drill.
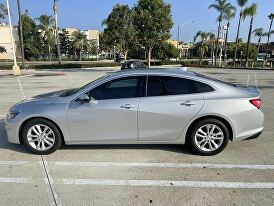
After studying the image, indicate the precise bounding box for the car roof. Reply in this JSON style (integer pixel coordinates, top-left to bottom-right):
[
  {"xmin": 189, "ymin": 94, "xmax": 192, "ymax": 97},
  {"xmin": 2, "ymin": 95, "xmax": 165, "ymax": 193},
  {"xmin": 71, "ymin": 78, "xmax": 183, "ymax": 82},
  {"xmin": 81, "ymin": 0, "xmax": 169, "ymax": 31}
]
[{"xmin": 108, "ymin": 68, "xmax": 197, "ymax": 78}]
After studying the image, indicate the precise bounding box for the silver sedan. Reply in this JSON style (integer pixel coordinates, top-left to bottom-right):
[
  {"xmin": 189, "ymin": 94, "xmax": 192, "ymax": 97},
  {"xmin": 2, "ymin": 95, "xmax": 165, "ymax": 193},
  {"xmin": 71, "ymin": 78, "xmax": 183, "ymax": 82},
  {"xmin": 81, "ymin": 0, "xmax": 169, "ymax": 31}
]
[{"xmin": 5, "ymin": 69, "xmax": 264, "ymax": 155}]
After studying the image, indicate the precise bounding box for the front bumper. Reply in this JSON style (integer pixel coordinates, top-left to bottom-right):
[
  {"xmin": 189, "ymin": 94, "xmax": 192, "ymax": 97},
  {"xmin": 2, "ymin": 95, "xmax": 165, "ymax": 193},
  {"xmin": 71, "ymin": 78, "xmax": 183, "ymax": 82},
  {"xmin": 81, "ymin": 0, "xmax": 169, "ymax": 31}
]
[{"xmin": 5, "ymin": 118, "xmax": 21, "ymax": 144}]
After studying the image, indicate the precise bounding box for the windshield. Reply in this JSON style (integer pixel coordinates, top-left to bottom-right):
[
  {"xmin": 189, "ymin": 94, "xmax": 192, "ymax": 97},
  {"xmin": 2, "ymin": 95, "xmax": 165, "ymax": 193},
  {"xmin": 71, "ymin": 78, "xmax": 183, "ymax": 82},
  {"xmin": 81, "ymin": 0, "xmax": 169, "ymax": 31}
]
[{"xmin": 60, "ymin": 75, "xmax": 108, "ymax": 97}]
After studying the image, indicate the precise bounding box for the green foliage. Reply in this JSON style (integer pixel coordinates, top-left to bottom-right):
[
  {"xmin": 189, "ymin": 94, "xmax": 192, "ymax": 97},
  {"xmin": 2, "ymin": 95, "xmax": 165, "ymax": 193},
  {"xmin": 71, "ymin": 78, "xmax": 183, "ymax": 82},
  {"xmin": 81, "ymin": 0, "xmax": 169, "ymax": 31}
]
[
  {"xmin": 36, "ymin": 14, "xmax": 55, "ymax": 60},
  {"xmin": 102, "ymin": 4, "xmax": 137, "ymax": 59},
  {"xmin": 59, "ymin": 29, "xmax": 71, "ymax": 56},
  {"xmin": 227, "ymin": 42, "xmax": 258, "ymax": 60},
  {"xmin": 152, "ymin": 42, "xmax": 179, "ymax": 60},
  {"xmin": 0, "ymin": 46, "xmax": 6, "ymax": 53},
  {"xmin": 0, "ymin": 3, "xmax": 7, "ymax": 22},
  {"xmin": 242, "ymin": 3, "xmax": 257, "ymax": 20},
  {"xmin": 208, "ymin": 0, "xmax": 236, "ymax": 22},
  {"xmin": 133, "ymin": 0, "xmax": 173, "ymax": 66},
  {"xmin": 21, "ymin": 12, "xmax": 45, "ymax": 60},
  {"xmin": 71, "ymin": 30, "xmax": 88, "ymax": 60}
]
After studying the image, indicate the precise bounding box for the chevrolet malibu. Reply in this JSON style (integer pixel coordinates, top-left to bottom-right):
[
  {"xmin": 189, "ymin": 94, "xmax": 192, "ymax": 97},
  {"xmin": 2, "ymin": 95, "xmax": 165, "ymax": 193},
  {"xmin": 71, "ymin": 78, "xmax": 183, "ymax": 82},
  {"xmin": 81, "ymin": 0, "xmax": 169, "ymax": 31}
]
[{"xmin": 5, "ymin": 69, "xmax": 264, "ymax": 155}]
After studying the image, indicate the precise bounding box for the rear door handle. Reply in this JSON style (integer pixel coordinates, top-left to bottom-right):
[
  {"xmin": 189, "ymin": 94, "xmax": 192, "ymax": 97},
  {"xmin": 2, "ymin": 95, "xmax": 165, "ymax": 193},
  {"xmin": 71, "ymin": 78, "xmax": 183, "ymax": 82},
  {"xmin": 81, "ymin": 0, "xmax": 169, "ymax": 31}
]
[
  {"xmin": 180, "ymin": 101, "xmax": 196, "ymax": 106},
  {"xmin": 120, "ymin": 104, "xmax": 136, "ymax": 109}
]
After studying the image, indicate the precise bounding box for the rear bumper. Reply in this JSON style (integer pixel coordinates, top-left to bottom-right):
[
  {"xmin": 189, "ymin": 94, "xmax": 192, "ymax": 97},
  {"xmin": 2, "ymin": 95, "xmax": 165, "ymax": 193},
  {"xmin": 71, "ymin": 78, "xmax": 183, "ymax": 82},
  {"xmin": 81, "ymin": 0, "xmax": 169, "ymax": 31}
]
[{"xmin": 243, "ymin": 130, "xmax": 263, "ymax": 140}]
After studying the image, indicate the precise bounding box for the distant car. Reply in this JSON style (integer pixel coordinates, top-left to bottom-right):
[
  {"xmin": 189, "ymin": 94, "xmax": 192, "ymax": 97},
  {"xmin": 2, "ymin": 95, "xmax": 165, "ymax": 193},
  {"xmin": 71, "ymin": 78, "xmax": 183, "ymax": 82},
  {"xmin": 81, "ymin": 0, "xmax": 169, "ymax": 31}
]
[
  {"xmin": 5, "ymin": 69, "xmax": 264, "ymax": 155},
  {"xmin": 257, "ymin": 53, "xmax": 270, "ymax": 62},
  {"xmin": 121, "ymin": 60, "xmax": 147, "ymax": 70}
]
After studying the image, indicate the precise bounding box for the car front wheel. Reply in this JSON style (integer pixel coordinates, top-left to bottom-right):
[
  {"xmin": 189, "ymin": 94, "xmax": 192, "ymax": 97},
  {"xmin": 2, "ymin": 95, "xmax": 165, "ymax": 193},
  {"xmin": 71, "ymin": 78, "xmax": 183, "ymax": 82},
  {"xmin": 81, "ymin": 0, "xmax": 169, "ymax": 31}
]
[{"xmin": 22, "ymin": 118, "xmax": 62, "ymax": 155}]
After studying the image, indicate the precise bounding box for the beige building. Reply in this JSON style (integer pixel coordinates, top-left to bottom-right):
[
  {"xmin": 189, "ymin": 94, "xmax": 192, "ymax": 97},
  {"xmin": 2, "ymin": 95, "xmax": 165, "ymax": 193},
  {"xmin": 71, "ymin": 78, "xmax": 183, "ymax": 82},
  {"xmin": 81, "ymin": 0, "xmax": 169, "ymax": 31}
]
[
  {"xmin": 167, "ymin": 39, "xmax": 191, "ymax": 58},
  {"xmin": 0, "ymin": 24, "xmax": 20, "ymax": 60},
  {"xmin": 64, "ymin": 28, "xmax": 99, "ymax": 46}
]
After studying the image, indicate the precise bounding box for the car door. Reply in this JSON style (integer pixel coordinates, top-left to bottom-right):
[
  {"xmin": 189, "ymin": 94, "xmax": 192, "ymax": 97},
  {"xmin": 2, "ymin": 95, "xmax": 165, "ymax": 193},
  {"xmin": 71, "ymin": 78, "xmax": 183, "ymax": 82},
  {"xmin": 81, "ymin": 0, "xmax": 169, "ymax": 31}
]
[
  {"xmin": 67, "ymin": 76, "xmax": 144, "ymax": 142},
  {"xmin": 138, "ymin": 75, "xmax": 206, "ymax": 141}
]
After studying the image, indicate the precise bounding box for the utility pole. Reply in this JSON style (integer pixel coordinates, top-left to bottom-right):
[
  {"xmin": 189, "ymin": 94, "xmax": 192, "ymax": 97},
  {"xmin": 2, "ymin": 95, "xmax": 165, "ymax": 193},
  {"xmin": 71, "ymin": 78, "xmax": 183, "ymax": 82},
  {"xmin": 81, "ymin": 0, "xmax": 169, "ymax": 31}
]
[
  {"xmin": 6, "ymin": 0, "xmax": 20, "ymax": 75},
  {"xmin": 16, "ymin": 0, "xmax": 25, "ymax": 69},
  {"xmin": 53, "ymin": 0, "xmax": 61, "ymax": 65}
]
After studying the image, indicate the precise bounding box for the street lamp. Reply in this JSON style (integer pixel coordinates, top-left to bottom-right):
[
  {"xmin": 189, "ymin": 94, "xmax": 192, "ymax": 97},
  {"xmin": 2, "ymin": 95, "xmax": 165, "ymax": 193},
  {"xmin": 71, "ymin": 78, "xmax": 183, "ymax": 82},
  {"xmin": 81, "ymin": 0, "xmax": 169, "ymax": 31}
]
[
  {"xmin": 177, "ymin": 21, "xmax": 194, "ymax": 49},
  {"xmin": 6, "ymin": 0, "xmax": 20, "ymax": 75}
]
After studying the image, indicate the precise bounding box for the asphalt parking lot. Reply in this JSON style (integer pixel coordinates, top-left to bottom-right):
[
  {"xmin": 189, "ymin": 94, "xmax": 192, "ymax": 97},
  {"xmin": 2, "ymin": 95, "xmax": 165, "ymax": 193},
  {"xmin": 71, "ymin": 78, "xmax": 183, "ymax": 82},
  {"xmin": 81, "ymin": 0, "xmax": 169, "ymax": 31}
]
[{"xmin": 0, "ymin": 67, "xmax": 274, "ymax": 206}]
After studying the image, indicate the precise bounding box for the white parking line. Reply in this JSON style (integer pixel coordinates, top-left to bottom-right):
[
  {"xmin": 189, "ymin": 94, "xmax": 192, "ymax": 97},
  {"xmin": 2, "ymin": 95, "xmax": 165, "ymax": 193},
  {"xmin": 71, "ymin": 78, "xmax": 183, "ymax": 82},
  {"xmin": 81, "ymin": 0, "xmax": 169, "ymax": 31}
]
[
  {"xmin": 0, "ymin": 160, "xmax": 27, "ymax": 165},
  {"xmin": 55, "ymin": 162, "xmax": 274, "ymax": 170},
  {"xmin": 0, "ymin": 177, "xmax": 34, "ymax": 184},
  {"xmin": 63, "ymin": 178, "xmax": 274, "ymax": 189},
  {"xmin": 17, "ymin": 77, "xmax": 25, "ymax": 99}
]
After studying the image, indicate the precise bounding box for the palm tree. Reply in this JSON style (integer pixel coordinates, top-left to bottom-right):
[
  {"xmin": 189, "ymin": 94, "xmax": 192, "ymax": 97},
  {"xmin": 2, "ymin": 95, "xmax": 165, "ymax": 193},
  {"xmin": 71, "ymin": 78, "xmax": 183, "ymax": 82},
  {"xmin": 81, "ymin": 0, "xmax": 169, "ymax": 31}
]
[
  {"xmin": 264, "ymin": 13, "xmax": 274, "ymax": 66},
  {"xmin": 195, "ymin": 31, "xmax": 214, "ymax": 66},
  {"xmin": 242, "ymin": 3, "xmax": 257, "ymax": 67},
  {"xmin": 209, "ymin": 33, "xmax": 216, "ymax": 65},
  {"xmin": 36, "ymin": 15, "xmax": 55, "ymax": 61},
  {"xmin": 16, "ymin": 0, "xmax": 25, "ymax": 68},
  {"xmin": 253, "ymin": 27, "xmax": 265, "ymax": 62},
  {"xmin": 71, "ymin": 30, "xmax": 88, "ymax": 61},
  {"xmin": 0, "ymin": 3, "xmax": 7, "ymax": 23},
  {"xmin": 233, "ymin": 0, "xmax": 249, "ymax": 67},
  {"xmin": 53, "ymin": 0, "xmax": 61, "ymax": 64},
  {"xmin": 209, "ymin": 0, "xmax": 235, "ymax": 66},
  {"xmin": 223, "ymin": 7, "xmax": 236, "ymax": 66}
]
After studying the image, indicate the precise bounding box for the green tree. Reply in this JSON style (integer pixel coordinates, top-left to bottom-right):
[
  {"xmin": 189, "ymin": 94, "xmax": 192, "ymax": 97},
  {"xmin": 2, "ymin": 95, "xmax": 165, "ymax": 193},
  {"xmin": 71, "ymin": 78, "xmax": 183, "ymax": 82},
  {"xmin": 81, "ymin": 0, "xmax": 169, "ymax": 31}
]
[
  {"xmin": 59, "ymin": 29, "xmax": 71, "ymax": 57},
  {"xmin": 0, "ymin": 3, "xmax": 7, "ymax": 23},
  {"xmin": 102, "ymin": 4, "xmax": 137, "ymax": 60},
  {"xmin": 209, "ymin": 0, "xmax": 235, "ymax": 66},
  {"xmin": 21, "ymin": 12, "xmax": 44, "ymax": 60},
  {"xmin": 0, "ymin": 46, "xmax": 6, "ymax": 53},
  {"xmin": 242, "ymin": 3, "xmax": 257, "ymax": 67},
  {"xmin": 252, "ymin": 27, "xmax": 265, "ymax": 61},
  {"xmin": 195, "ymin": 31, "xmax": 213, "ymax": 66},
  {"xmin": 265, "ymin": 13, "xmax": 274, "ymax": 64},
  {"xmin": 152, "ymin": 42, "xmax": 179, "ymax": 60},
  {"xmin": 71, "ymin": 30, "xmax": 88, "ymax": 61},
  {"xmin": 233, "ymin": 0, "xmax": 249, "ymax": 67},
  {"xmin": 133, "ymin": 0, "xmax": 173, "ymax": 67},
  {"xmin": 223, "ymin": 7, "xmax": 236, "ymax": 65},
  {"xmin": 36, "ymin": 14, "xmax": 55, "ymax": 61}
]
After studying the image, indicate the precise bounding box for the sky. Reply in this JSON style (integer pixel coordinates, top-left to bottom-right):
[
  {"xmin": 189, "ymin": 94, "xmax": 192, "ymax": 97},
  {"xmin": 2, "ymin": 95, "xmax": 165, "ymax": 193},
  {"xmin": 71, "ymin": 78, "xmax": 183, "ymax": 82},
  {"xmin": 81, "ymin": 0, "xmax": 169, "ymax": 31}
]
[{"xmin": 0, "ymin": 0, "xmax": 273, "ymax": 43}]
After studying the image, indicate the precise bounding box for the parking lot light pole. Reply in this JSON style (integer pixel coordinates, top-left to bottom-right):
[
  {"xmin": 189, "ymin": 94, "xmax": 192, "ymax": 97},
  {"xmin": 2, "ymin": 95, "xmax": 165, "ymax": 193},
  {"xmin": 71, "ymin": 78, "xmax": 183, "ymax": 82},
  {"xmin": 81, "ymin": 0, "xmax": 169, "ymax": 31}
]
[{"xmin": 6, "ymin": 0, "xmax": 21, "ymax": 76}]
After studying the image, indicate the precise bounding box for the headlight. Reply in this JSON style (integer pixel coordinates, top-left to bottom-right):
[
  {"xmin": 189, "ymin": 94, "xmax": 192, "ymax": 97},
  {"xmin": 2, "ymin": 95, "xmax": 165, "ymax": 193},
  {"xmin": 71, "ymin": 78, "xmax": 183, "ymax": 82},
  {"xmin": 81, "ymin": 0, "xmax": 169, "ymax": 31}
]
[{"xmin": 6, "ymin": 111, "xmax": 20, "ymax": 120}]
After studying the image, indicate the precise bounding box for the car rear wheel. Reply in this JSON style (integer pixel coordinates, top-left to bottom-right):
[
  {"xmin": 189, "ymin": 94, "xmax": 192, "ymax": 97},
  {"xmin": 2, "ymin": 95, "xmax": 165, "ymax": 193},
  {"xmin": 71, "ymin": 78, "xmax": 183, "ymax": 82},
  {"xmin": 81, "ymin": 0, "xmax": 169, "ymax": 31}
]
[
  {"xmin": 22, "ymin": 118, "xmax": 62, "ymax": 155},
  {"xmin": 189, "ymin": 118, "xmax": 229, "ymax": 156}
]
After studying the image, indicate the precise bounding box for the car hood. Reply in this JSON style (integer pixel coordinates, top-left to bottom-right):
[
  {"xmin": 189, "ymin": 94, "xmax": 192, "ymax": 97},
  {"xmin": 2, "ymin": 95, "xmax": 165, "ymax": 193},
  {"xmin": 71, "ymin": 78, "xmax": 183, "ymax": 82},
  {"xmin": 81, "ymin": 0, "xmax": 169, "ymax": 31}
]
[{"xmin": 13, "ymin": 88, "xmax": 72, "ymax": 108}]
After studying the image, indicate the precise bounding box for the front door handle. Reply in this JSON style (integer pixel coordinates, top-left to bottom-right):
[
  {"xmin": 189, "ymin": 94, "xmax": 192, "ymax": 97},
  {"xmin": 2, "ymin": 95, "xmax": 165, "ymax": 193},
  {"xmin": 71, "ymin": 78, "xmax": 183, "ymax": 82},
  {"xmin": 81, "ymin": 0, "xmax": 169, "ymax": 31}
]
[
  {"xmin": 120, "ymin": 104, "xmax": 136, "ymax": 109},
  {"xmin": 180, "ymin": 101, "xmax": 196, "ymax": 106}
]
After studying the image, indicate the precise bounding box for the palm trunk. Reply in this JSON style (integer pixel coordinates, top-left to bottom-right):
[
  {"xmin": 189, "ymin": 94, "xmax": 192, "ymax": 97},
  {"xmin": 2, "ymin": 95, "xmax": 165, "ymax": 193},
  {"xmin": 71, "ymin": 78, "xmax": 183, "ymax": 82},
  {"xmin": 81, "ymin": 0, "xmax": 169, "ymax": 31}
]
[
  {"xmin": 223, "ymin": 22, "xmax": 229, "ymax": 67},
  {"xmin": 211, "ymin": 43, "xmax": 215, "ymax": 66},
  {"xmin": 233, "ymin": 10, "xmax": 243, "ymax": 68},
  {"xmin": 214, "ymin": 20, "xmax": 221, "ymax": 66},
  {"xmin": 53, "ymin": 0, "xmax": 61, "ymax": 65},
  {"xmin": 17, "ymin": 0, "xmax": 25, "ymax": 68},
  {"xmin": 124, "ymin": 50, "xmax": 128, "ymax": 61},
  {"xmin": 147, "ymin": 47, "xmax": 152, "ymax": 68},
  {"xmin": 245, "ymin": 17, "xmax": 254, "ymax": 68},
  {"xmin": 199, "ymin": 47, "xmax": 202, "ymax": 66},
  {"xmin": 264, "ymin": 17, "xmax": 273, "ymax": 66},
  {"xmin": 255, "ymin": 37, "xmax": 261, "ymax": 67},
  {"xmin": 48, "ymin": 43, "xmax": 51, "ymax": 62}
]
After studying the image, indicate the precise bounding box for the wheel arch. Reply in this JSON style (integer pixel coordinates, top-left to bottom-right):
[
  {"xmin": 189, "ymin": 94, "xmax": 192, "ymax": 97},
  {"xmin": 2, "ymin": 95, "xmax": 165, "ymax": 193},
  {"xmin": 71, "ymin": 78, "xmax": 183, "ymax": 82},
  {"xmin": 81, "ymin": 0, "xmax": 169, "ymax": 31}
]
[
  {"xmin": 185, "ymin": 115, "xmax": 234, "ymax": 142},
  {"xmin": 18, "ymin": 116, "xmax": 65, "ymax": 145}
]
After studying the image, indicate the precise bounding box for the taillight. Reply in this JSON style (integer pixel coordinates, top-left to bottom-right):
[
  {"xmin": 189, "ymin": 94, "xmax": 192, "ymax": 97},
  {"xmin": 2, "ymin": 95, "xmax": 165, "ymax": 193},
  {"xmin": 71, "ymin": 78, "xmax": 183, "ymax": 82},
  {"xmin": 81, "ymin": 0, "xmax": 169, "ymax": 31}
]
[{"xmin": 249, "ymin": 98, "xmax": 261, "ymax": 109}]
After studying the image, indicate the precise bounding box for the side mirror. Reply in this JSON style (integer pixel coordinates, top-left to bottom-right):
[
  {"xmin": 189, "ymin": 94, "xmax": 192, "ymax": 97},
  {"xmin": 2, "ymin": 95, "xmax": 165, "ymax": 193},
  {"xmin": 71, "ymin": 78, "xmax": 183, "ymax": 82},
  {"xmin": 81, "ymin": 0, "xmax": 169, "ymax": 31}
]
[{"xmin": 78, "ymin": 94, "xmax": 90, "ymax": 103}]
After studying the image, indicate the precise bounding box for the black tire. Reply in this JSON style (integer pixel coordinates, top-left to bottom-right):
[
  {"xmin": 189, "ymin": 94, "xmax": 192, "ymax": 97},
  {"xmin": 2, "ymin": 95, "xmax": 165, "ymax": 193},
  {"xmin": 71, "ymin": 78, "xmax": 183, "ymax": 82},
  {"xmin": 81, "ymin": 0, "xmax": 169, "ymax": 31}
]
[
  {"xmin": 21, "ymin": 118, "xmax": 62, "ymax": 155},
  {"xmin": 188, "ymin": 118, "xmax": 229, "ymax": 156}
]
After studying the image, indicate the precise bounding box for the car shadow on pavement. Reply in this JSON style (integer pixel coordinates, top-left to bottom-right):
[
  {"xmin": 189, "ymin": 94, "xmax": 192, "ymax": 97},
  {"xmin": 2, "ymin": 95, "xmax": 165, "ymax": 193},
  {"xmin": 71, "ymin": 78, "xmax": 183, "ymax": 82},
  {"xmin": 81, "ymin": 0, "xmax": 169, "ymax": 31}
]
[
  {"xmin": 0, "ymin": 119, "xmax": 29, "ymax": 154},
  {"xmin": 60, "ymin": 143, "xmax": 193, "ymax": 155}
]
